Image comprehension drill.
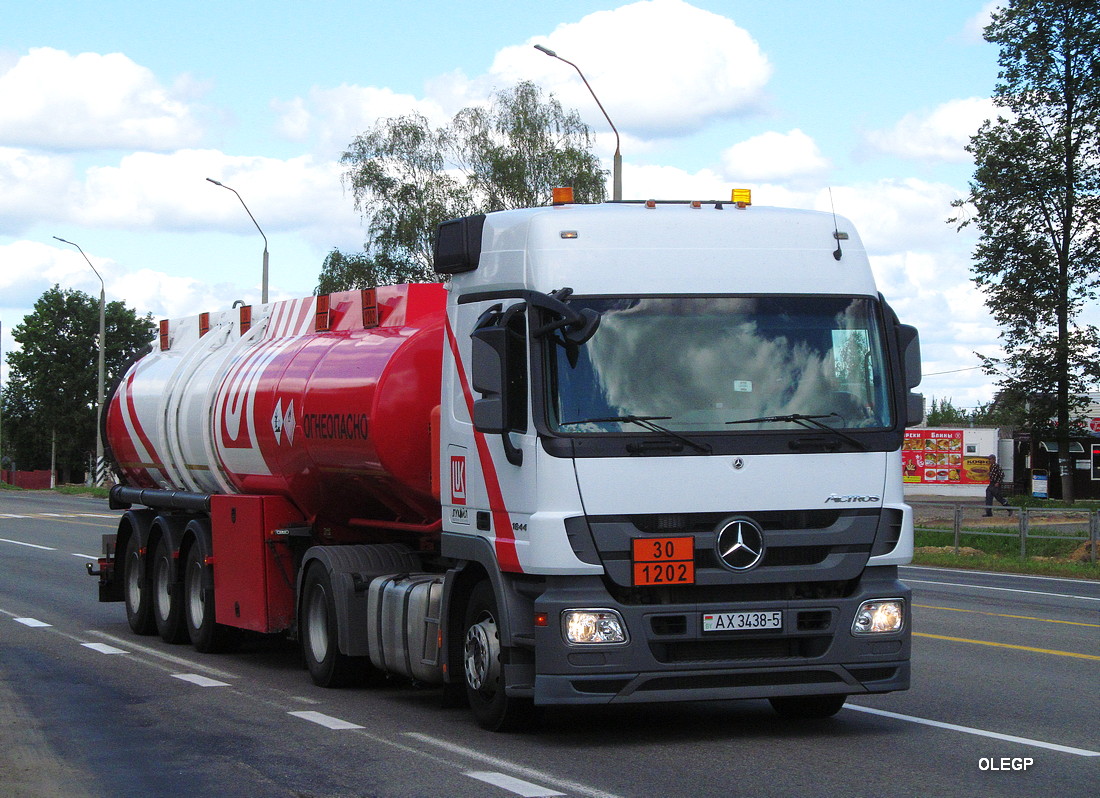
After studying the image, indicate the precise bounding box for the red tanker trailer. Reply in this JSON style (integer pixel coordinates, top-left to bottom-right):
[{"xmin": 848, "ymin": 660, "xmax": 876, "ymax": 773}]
[{"xmin": 93, "ymin": 194, "xmax": 922, "ymax": 730}]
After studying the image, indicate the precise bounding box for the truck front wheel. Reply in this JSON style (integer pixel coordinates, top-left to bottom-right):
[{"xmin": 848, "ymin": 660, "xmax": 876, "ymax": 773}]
[{"xmin": 462, "ymin": 581, "xmax": 537, "ymax": 731}]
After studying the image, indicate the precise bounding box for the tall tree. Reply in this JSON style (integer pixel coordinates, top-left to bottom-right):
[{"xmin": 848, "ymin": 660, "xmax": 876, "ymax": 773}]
[
  {"xmin": 954, "ymin": 0, "xmax": 1100, "ymax": 502},
  {"xmin": 2, "ymin": 286, "xmax": 155, "ymax": 479},
  {"xmin": 314, "ymin": 249, "xmax": 422, "ymax": 295},
  {"xmin": 334, "ymin": 80, "xmax": 607, "ymax": 286}
]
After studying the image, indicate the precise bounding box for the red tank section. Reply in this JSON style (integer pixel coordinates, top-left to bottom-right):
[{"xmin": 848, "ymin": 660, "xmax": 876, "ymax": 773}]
[{"xmin": 105, "ymin": 284, "xmax": 447, "ymax": 537}]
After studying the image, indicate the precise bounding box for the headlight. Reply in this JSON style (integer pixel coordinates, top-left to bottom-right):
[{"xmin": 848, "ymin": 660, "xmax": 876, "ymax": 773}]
[
  {"xmin": 852, "ymin": 599, "xmax": 905, "ymax": 635},
  {"xmin": 563, "ymin": 609, "xmax": 628, "ymax": 644}
]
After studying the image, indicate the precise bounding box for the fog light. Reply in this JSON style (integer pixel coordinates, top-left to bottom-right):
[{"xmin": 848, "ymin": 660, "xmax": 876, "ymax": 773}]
[
  {"xmin": 852, "ymin": 599, "xmax": 905, "ymax": 635},
  {"xmin": 563, "ymin": 609, "xmax": 627, "ymax": 644}
]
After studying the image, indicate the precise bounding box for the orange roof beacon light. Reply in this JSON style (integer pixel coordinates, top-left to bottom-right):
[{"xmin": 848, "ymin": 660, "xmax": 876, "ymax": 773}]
[
  {"xmin": 732, "ymin": 188, "xmax": 752, "ymax": 209},
  {"xmin": 552, "ymin": 186, "xmax": 575, "ymax": 206}
]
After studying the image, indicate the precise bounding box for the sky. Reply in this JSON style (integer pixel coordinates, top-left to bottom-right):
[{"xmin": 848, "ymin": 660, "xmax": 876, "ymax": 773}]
[{"xmin": 2, "ymin": 0, "xmax": 1011, "ymax": 409}]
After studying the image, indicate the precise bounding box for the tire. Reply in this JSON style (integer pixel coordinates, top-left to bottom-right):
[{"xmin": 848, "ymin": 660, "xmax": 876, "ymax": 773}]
[
  {"xmin": 123, "ymin": 532, "xmax": 155, "ymax": 635},
  {"xmin": 769, "ymin": 694, "xmax": 847, "ymax": 719},
  {"xmin": 152, "ymin": 536, "xmax": 188, "ymax": 643},
  {"xmin": 462, "ymin": 581, "xmax": 537, "ymax": 731},
  {"xmin": 183, "ymin": 539, "xmax": 239, "ymax": 653},
  {"xmin": 300, "ymin": 564, "xmax": 368, "ymax": 687}
]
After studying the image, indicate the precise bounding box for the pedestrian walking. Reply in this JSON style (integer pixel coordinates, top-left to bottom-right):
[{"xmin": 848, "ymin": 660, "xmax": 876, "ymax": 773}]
[{"xmin": 983, "ymin": 454, "xmax": 1012, "ymax": 517}]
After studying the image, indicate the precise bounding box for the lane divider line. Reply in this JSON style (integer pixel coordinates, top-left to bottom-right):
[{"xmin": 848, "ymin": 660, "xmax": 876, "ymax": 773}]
[
  {"xmin": 173, "ymin": 673, "xmax": 231, "ymax": 688},
  {"xmin": 288, "ymin": 710, "xmax": 364, "ymax": 730},
  {"xmin": 904, "ymin": 577, "xmax": 1100, "ymax": 603},
  {"xmin": 914, "ymin": 631, "xmax": 1100, "ymax": 660},
  {"xmin": 465, "ymin": 771, "xmax": 565, "ymax": 797},
  {"xmin": 846, "ymin": 704, "xmax": 1100, "ymax": 757},
  {"xmin": 914, "ymin": 603, "xmax": 1100, "ymax": 627},
  {"xmin": 405, "ymin": 732, "xmax": 627, "ymax": 798},
  {"xmin": 0, "ymin": 538, "xmax": 57, "ymax": 551},
  {"xmin": 81, "ymin": 642, "xmax": 128, "ymax": 655},
  {"xmin": 14, "ymin": 617, "xmax": 52, "ymax": 627}
]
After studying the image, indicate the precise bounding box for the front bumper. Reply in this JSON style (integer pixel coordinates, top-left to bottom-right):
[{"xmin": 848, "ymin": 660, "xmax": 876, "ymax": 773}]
[{"xmin": 529, "ymin": 566, "xmax": 910, "ymax": 705}]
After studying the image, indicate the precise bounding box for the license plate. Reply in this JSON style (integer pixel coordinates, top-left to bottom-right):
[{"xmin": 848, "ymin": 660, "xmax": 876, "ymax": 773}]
[
  {"xmin": 702, "ymin": 610, "xmax": 783, "ymax": 632},
  {"xmin": 631, "ymin": 536, "xmax": 695, "ymax": 586}
]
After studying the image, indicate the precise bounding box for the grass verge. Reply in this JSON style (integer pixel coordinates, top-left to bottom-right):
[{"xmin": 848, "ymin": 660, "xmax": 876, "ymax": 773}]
[{"xmin": 912, "ymin": 529, "xmax": 1099, "ymax": 579}]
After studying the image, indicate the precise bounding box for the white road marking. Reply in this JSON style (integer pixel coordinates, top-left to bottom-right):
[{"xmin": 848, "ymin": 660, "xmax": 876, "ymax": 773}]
[
  {"xmin": 902, "ymin": 564, "xmax": 1100, "ymax": 585},
  {"xmin": 846, "ymin": 705, "xmax": 1100, "ymax": 757},
  {"xmin": 904, "ymin": 577, "xmax": 1100, "ymax": 602},
  {"xmin": 288, "ymin": 711, "xmax": 364, "ymax": 730},
  {"xmin": 0, "ymin": 514, "xmax": 30, "ymax": 518},
  {"xmin": 72, "ymin": 553, "xmax": 99, "ymax": 560},
  {"xmin": 465, "ymin": 771, "xmax": 565, "ymax": 797},
  {"xmin": 84, "ymin": 630, "xmax": 240, "ymax": 681},
  {"xmin": 14, "ymin": 617, "xmax": 52, "ymax": 627},
  {"xmin": 173, "ymin": 673, "xmax": 231, "ymax": 688},
  {"xmin": 0, "ymin": 537, "xmax": 57, "ymax": 551},
  {"xmin": 405, "ymin": 733, "xmax": 627, "ymax": 798},
  {"xmin": 82, "ymin": 642, "xmax": 128, "ymax": 655}
]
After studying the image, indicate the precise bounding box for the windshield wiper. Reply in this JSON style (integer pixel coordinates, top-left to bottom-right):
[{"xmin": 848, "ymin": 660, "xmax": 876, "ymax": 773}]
[
  {"xmin": 561, "ymin": 415, "xmax": 712, "ymax": 454},
  {"xmin": 725, "ymin": 413, "xmax": 865, "ymax": 450}
]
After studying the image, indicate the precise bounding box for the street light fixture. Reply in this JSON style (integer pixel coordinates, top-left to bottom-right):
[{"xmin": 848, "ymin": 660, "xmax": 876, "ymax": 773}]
[
  {"xmin": 206, "ymin": 177, "xmax": 270, "ymax": 304},
  {"xmin": 534, "ymin": 44, "xmax": 622, "ymax": 201},
  {"xmin": 52, "ymin": 236, "xmax": 106, "ymax": 487}
]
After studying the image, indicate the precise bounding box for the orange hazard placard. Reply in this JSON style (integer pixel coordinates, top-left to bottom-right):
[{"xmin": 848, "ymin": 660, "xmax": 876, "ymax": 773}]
[{"xmin": 631, "ymin": 537, "xmax": 695, "ymax": 586}]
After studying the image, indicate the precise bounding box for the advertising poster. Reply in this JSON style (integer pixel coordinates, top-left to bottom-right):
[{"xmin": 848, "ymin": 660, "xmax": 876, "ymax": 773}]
[{"xmin": 903, "ymin": 430, "xmax": 990, "ymax": 485}]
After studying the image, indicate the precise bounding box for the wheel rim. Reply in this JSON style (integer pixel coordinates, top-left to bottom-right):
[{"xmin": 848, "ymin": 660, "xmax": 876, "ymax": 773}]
[
  {"xmin": 126, "ymin": 551, "xmax": 142, "ymax": 611},
  {"xmin": 464, "ymin": 613, "xmax": 500, "ymax": 692},
  {"xmin": 186, "ymin": 557, "xmax": 205, "ymax": 629},
  {"xmin": 154, "ymin": 554, "xmax": 171, "ymax": 621},
  {"xmin": 306, "ymin": 585, "xmax": 330, "ymax": 662}
]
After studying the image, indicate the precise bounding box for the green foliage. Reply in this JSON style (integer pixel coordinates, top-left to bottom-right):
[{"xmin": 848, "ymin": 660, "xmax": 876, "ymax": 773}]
[
  {"xmin": 335, "ymin": 80, "xmax": 607, "ymax": 287},
  {"xmin": 953, "ymin": 0, "xmax": 1100, "ymax": 500},
  {"xmin": 314, "ymin": 249, "xmax": 422, "ymax": 295},
  {"xmin": 1, "ymin": 285, "xmax": 155, "ymax": 474},
  {"xmin": 926, "ymin": 397, "xmax": 972, "ymax": 427}
]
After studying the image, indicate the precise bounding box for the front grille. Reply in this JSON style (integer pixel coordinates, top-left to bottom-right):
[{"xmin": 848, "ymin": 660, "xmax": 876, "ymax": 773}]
[
  {"xmin": 585, "ymin": 508, "xmax": 887, "ymax": 589},
  {"xmin": 651, "ymin": 635, "xmax": 831, "ymax": 663}
]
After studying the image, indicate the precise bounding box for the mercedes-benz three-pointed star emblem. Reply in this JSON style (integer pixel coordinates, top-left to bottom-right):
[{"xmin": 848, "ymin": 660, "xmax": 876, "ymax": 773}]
[{"xmin": 715, "ymin": 518, "xmax": 765, "ymax": 571}]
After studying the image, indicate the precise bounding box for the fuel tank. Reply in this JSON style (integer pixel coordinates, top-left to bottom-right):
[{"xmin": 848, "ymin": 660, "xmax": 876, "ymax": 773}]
[{"xmin": 104, "ymin": 284, "xmax": 447, "ymax": 530}]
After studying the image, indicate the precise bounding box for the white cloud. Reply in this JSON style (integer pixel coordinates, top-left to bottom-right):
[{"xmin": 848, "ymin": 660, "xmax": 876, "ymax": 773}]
[
  {"xmin": 55, "ymin": 149, "xmax": 361, "ymax": 246},
  {"xmin": 961, "ymin": 2, "xmax": 1002, "ymax": 43},
  {"xmin": 272, "ymin": 85, "xmax": 449, "ymax": 158},
  {"xmin": 487, "ymin": 0, "xmax": 771, "ymax": 139},
  {"xmin": 0, "ymin": 48, "xmax": 203, "ymax": 152},
  {"xmin": 721, "ymin": 129, "xmax": 829, "ymax": 181},
  {"xmin": 864, "ymin": 97, "xmax": 997, "ymax": 162},
  {"xmin": 0, "ymin": 148, "xmax": 76, "ymax": 234}
]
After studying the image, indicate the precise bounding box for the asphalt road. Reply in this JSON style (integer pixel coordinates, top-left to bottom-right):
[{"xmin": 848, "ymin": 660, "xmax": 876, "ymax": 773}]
[{"xmin": 2, "ymin": 490, "xmax": 1097, "ymax": 797}]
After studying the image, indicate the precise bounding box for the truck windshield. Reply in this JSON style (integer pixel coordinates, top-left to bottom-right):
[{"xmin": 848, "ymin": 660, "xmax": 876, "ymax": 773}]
[{"xmin": 546, "ymin": 296, "xmax": 893, "ymax": 434}]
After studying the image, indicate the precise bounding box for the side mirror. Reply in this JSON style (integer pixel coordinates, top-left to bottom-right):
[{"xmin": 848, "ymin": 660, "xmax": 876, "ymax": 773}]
[
  {"xmin": 471, "ymin": 327, "xmax": 507, "ymax": 435},
  {"xmin": 907, "ymin": 392, "xmax": 925, "ymax": 427},
  {"xmin": 897, "ymin": 324, "xmax": 921, "ymax": 389}
]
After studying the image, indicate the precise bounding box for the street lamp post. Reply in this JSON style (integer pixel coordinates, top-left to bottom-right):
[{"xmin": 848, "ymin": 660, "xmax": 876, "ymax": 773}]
[
  {"xmin": 206, "ymin": 178, "xmax": 269, "ymax": 304},
  {"xmin": 52, "ymin": 236, "xmax": 106, "ymax": 487},
  {"xmin": 534, "ymin": 44, "xmax": 622, "ymax": 201}
]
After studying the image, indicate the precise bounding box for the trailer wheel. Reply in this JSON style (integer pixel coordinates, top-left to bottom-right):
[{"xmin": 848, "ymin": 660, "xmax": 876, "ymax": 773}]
[
  {"xmin": 183, "ymin": 540, "xmax": 239, "ymax": 653},
  {"xmin": 152, "ymin": 536, "xmax": 188, "ymax": 643},
  {"xmin": 462, "ymin": 581, "xmax": 537, "ymax": 731},
  {"xmin": 123, "ymin": 533, "xmax": 155, "ymax": 635},
  {"xmin": 769, "ymin": 694, "xmax": 847, "ymax": 719},
  {"xmin": 301, "ymin": 564, "xmax": 365, "ymax": 687}
]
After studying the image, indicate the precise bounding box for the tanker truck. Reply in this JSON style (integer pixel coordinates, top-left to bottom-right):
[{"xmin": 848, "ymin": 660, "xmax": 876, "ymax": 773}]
[{"xmin": 91, "ymin": 190, "xmax": 923, "ymax": 731}]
